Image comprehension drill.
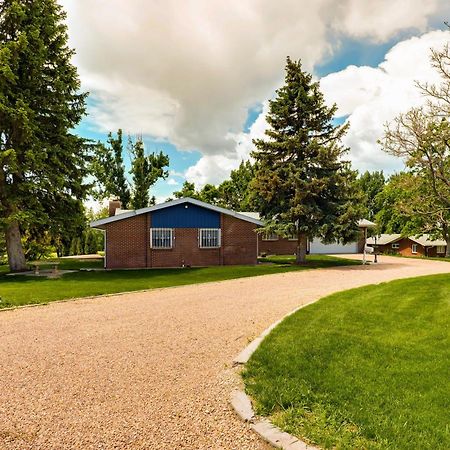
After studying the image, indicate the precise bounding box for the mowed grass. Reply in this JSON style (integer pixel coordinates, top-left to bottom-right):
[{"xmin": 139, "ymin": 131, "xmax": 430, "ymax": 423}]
[
  {"xmin": 243, "ymin": 274, "xmax": 450, "ymax": 449},
  {"xmin": 0, "ymin": 254, "xmax": 358, "ymax": 309}
]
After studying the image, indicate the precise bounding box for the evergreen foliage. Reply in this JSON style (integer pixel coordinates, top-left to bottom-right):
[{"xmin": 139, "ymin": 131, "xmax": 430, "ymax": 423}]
[
  {"xmin": 251, "ymin": 57, "xmax": 361, "ymax": 263},
  {"xmin": 0, "ymin": 0, "xmax": 88, "ymax": 270}
]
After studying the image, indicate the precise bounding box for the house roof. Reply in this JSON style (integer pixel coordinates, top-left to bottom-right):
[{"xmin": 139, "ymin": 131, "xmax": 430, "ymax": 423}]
[
  {"xmin": 409, "ymin": 234, "xmax": 447, "ymax": 247},
  {"xmin": 240, "ymin": 213, "xmax": 375, "ymax": 229},
  {"xmin": 90, "ymin": 197, "xmax": 264, "ymax": 229},
  {"xmin": 366, "ymin": 233, "xmax": 447, "ymax": 247},
  {"xmin": 366, "ymin": 234, "xmax": 402, "ymax": 245},
  {"xmin": 240, "ymin": 212, "xmax": 261, "ymax": 220},
  {"xmin": 358, "ymin": 219, "xmax": 376, "ymax": 228}
]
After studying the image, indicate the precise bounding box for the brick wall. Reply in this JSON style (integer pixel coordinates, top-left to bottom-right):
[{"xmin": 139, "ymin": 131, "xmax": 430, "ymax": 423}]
[
  {"xmin": 258, "ymin": 236, "xmax": 297, "ymax": 255},
  {"xmin": 105, "ymin": 215, "xmax": 148, "ymax": 269},
  {"xmin": 105, "ymin": 212, "xmax": 258, "ymax": 268},
  {"xmin": 376, "ymin": 238, "xmax": 425, "ymax": 257},
  {"xmin": 149, "ymin": 227, "xmax": 221, "ymax": 267},
  {"xmin": 221, "ymin": 214, "xmax": 258, "ymax": 265}
]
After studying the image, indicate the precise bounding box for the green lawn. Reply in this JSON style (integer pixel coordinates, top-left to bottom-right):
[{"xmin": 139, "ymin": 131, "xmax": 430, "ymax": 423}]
[
  {"xmin": 0, "ymin": 255, "xmax": 358, "ymax": 309},
  {"xmin": 243, "ymin": 274, "xmax": 450, "ymax": 449}
]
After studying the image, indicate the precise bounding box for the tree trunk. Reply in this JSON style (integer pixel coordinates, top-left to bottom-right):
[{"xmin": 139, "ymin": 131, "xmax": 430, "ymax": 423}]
[
  {"xmin": 5, "ymin": 219, "xmax": 27, "ymax": 272},
  {"xmin": 443, "ymin": 224, "xmax": 450, "ymax": 258},
  {"xmin": 296, "ymin": 233, "xmax": 308, "ymax": 264}
]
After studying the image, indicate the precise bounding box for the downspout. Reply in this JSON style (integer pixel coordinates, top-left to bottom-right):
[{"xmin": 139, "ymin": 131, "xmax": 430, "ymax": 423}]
[
  {"xmin": 256, "ymin": 228, "xmax": 259, "ymax": 261},
  {"xmin": 104, "ymin": 229, "xmax": 107, "ymax": 269}
]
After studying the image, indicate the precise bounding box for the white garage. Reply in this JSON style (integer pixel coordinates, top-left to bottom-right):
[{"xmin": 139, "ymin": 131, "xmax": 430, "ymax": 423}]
[{"xmin": 309, "ymin": 238, "xmax": 359, "ymax": 254}]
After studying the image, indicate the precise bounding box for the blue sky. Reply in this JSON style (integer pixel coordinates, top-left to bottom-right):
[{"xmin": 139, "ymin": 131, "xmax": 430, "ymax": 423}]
[{"xmin": 65, "ymin": 0, "xmax": 450, "ymax": 204}]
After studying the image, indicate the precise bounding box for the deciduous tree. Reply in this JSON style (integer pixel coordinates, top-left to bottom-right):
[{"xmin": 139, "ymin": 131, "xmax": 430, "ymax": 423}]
[
  {"xmin": 355, "ymin": 170, "xmax": 385, "ymax": 221},
  {"xmin": 92, "ymin": 130, "xmax": 131, "ymax": 207},
  {"xmin": 129, "ymin": 137, "xmax": 169, "ymax": 209},
  {"xmin": 381, "ymin": 109, "xmax": 450, "ymax": 255}
]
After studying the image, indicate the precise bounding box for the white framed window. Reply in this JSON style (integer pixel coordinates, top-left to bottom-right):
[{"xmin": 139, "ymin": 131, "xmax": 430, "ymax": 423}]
[
  {"xmin": 262, "ymin": 233, "xmax": 279, "ymax": 241},
  {"xmin": 436, "ymin": 245, "xmax": 445, "ymax": 254},
  {"xmin": 411, "ymin": 243, "xmax": 418, "ymax": 254},
  {"xmin": 391, "ymin": 243, "xmax": 400, "ymax": 249},
  {"xmin": 199, "ymin": 228, "xmax": 221, "ymax": 248},
  {"xmin": 150, "ymin": 228, "xmax": 173, "ymax": 249},
  {"xmin": 288, "ymin": 233, "xmax": 297, "ymax": 241}
]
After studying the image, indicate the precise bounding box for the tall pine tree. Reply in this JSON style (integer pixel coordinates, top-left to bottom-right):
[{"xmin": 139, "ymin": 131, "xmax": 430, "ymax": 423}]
[
  {"xmin": 252, "ymin": 57, "xmax": 361, "ymax": 264},
  {"xmin": 0, "ymin": 0, "xmax": 88, "ymax": 271}
]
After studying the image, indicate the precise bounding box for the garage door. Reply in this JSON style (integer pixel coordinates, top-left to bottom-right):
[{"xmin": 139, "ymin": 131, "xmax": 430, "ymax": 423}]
[{"xmin": 309, "ymin": 238, "xmax": 359, "ymax": 254}]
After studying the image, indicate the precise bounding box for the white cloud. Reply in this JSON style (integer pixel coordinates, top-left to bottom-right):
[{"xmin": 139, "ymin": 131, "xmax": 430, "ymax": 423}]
[
  {"xmin": 332, "ymin": 0, "xmax": 438, "ymax": 42},
  {"xmin": 60, "ymin": 0, "xmax": 444, "ymax": 183},
  {"xmin": 167, "ymin": 178, "xmax": 179, "ymax": 186},
  {"xmin": 185, "ymin": 102, "xmax": 270, "ymax": 187},
  {"xmin": 321, "ymin": 30, "xmax": 450, "ymax": 173}
]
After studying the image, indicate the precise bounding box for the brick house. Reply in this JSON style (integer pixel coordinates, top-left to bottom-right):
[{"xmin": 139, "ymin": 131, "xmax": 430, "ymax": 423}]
[
  {"xmin": 91, "ymin": 198, "xmax": 263, "ymax": 269},
  {"xmin": 247, "ymin": 215, "xmax": 371, "ymax": 255},
  {"xmin": 367, "ymin": 234, "xmax": 447, "ymax": 257}
]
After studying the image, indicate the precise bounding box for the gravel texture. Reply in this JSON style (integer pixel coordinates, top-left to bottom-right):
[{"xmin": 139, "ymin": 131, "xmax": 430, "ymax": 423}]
[{"xmin": 0, "ymin": 255, "xmax": 449, "ymax": 449}]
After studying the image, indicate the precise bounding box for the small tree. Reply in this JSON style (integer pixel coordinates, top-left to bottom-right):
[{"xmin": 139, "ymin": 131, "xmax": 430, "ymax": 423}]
[
  {"xmin": 92, "ymin": 130, "xmax": 131, "ymax": 208},
  {"xmin": 173, "ymin": 181, "xmax": 199, "ymax": 199},
  {"xmin": 129, "ymin": 138, "xmax": 169, "ymax": 209},
  {"xmin": 217, "ymin": 160, "xmax": 256, "ymax": 211},
  {"xmin": 84, "ymin": 229, "xmax": 98, "ymax": 255},
  {"xmin": 374, "ymin": 172, "xmax": 422, "ymax": 234},
  {"xmin": 69, "ymin": 237, "xmax": 81, "ymax": 256},
  {"xmin": 252, "ymin": 57, "xmax": 361, "ymax": 264},
  {"xmin": 356, "ymin": 171, "xmax": 386, "ymax": 221}
]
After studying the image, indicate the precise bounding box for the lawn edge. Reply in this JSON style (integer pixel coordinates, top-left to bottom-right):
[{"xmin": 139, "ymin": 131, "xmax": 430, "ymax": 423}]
[
  {"xmin": 0, "ymin": 259, "xmax": 359, "ymax": 313},
  {"xmin": 231, "ymin": 299, "xmax": 320, "ymax": 450}
]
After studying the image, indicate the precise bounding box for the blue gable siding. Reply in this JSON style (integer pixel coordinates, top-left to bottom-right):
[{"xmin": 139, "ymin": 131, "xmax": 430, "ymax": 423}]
[{"xmin": 151, "ymin": 203, "xmax": 220, "ymax": 228}]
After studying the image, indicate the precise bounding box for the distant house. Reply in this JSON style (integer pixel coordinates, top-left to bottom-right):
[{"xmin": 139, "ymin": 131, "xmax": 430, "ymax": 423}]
[
  {"xmin": 250, "ymin": 215, "xmax": 373, "ymax": 255},
  {"xmin": 91, "ymin": 198, "xmax": 263, "ymax": 269},
  {"xmin": 367, "ymin": 234, "xmax": 447, "ymax": 257}
]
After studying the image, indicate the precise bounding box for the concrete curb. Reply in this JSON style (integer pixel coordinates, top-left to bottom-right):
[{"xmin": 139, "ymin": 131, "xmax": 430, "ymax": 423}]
[{"xmin": 231, "ymin": 300, "xmax": 320, "ymax": 450}]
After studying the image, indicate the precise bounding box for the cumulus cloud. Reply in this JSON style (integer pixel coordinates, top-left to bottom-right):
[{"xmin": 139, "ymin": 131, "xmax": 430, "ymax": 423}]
[
  {"xmin": 320, "ymin": 30, "xmax": 450, "ymax": 173},
  {"xmin": 60, "ymin": 0, "xmax": 444, "ymax": 184}
]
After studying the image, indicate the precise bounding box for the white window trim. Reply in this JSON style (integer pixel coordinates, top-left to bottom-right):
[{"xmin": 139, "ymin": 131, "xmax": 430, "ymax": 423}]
[
  {"xmin": 198, "ymin": 228, "xmax": 221, "ymax": 248},
  {"xmin": 436, "ymin": 245, "xmax": 445, "ymax": 254},
  {"xmin": 150, "ymin": 228, "xmax": 173, "ymax": 249},
  {"xmin": 262, "ymin": 233, "xmax": 279, "ymax": 241},
  {"xmin": 391, "ymin": 243, "xmax": 400, "ymax": 249},
  {"xmin": 411, "ymin": 243, "xmax": 418, "ymax": 254}
]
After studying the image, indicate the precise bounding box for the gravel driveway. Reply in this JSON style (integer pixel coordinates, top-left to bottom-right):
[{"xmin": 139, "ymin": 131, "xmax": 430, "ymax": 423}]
[{"xmin": 0, "ymin": 255, "xmax": 449, "ymax": 449}]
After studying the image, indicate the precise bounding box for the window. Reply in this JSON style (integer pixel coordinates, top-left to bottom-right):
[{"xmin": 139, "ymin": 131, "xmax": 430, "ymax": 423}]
[
  {"xmin": 411, "ymin": 243, "xmax": 418, "ymax": 254},
  {"xmin": 262, "ymin": 233, "xmax": 279, "ymax": 241},
  {"xmin": 199, "ymin": 228, "xmax": 221, "ymax": 248},
  {"xmin": 151, "ymin": 228, "xmax": 173, "ymax": 249},
  {"xmin": 437, "ymin": 245, "xmax": 445, "ymax": 254},
  {"xmin": 288, "ymin": 233, "xmax": 297, "ymax": 241},
  {"xmin": 391, "ymin": 243, "xmax": 400, "ymax": 249}
]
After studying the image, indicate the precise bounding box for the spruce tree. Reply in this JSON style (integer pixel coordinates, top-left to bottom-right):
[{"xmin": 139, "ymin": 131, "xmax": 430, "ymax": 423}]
[
  {"xmin": 252, "ymin": 57, "xmax": 361, "ymax": 264},
  {"xmin": 0, "ymin": 0, "xmax": 88, "ymax": 270}
]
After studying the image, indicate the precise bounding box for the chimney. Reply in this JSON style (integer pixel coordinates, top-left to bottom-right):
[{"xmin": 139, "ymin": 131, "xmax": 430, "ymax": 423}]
[{"xmin": 108, "ymin": 199, "xmax": 122, "ymax": 217}]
